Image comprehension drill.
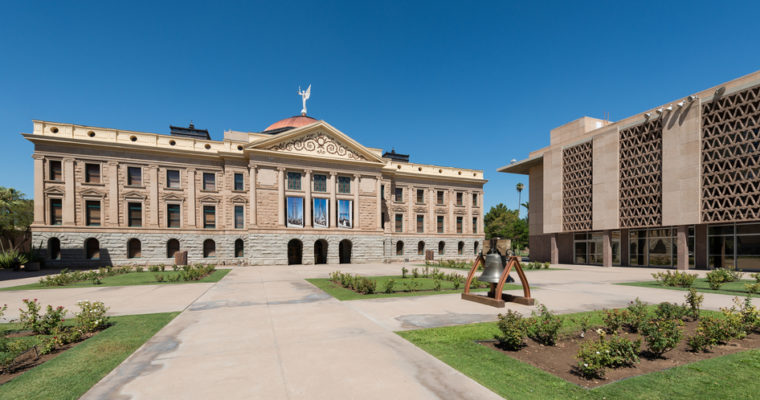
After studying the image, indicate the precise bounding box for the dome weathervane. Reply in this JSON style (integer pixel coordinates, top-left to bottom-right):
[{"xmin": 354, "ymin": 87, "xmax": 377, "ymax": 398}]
[{"xmin": 298, "ymin": 84, "xmax": 311, "ymax": 116}]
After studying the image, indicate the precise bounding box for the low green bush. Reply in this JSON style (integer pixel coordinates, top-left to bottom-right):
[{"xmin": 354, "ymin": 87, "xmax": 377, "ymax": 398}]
[
  {"xmin": 751, "ymin": 272, "xmax": 760, "ymax": 283},
  {"xmin": 625, "ymin": 298, "xmax": 648, "ymax": 332},
  {"xmin": 495, "ymin": 310, "xmax": 526, "ymax": 350},
  {"xmin": 433, "ymin": 280, "xmax": 441, "ymax": 291},
  {"xmin": 641, "ymin": 318, "xmax": 683, "ymax": 357},
  {"xmin": 651, "ymin": 270, "xmax": 697, "ymax": 287},
  {"xmin": 654, "ymin": 302, "xmax": 689, "ymax": 321},
  {"xmin": 576, "ymin": 330, "xmax": 641, "ymax": 379},
  {"xmin": 74, "ymin": 300, "xmax": 110, "ymax": 333},
  {"xmin": 685, "ymin": 288, "xmax": 704, "ymax": 319},
  {"xmin": 384, "ymin": 279, "xmax": 395, "ymax": 294},
  {"xmin": 0, "ymin": 249, "xmax": 29, "ymax": 270},
  {"xmin": 602, "ymin": 308, "xmax": 628, "ymax": 333},
  {"xmin": 525, "ymin": 304, "xmax": 562, "ymax": 346}
]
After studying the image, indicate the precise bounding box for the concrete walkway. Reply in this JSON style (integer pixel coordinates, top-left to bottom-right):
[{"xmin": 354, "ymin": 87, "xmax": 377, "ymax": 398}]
[{"xmin": 1, "ymin": 263, "xmax": 747, "ymax": 399}]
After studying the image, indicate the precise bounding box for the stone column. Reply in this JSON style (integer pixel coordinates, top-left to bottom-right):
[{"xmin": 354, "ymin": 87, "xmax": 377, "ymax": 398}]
[
  {"xmin": 277, "ymin": 167, "xmax": 286, "ymax": 227},
  {"xmin": 32, "ymin": 155, "xmax": 44, "ymax": 224},
  {"xmin": 329, "ymin": 172, "xmax": 337, "ymax": 227},
  {"xmin": 148, "ymin": 165, "xmax": 159, "ymax": 227},
  {"xmin": 63, "ymin": 158, "xmax": 75, "ymax": 226},
  {"xmin": 407, "ymin": 185, "xmax": 414, "ymax": 233},
  {"xmin": 448, "ymin": 189, "xmax": 454, "ymax": 234},
  {"xmin": 304, "ymin": 170, "xmax": 312, "ymax": 227},
  {"xmin": 602, "ymin": 230, "xmax": 612, "ymax": 267},
  {"xmin": 428, "ymin": 188, "xmax": 435, "ymax": 233},
  {"xmin": 187, "ymin": 168, "xmax": 196, "ymax": 227},
  {"xmin": 466, "ymin": 190, "xmax": 473, "ymax": 233},
  {"xmin": 249, "ymin": 163, "xmax": 257, "ymax": 227},
  {"xmin": 376, "ymin": 177, "xmax": 382, "ymax": 230},
  {"xmin": 353, "ymin": 174, "xmax": 360, "ymax": 230},
  {"xmin": 676, "ymin": 225, "xmax": 689, "ymax": 270},
  {"xmin": 107, "ymin": 162, "xmax": 119, "ymax": 227},
  {"xmin": 550, "ymin": 233, "xmax": 559, "ymax": 265}
]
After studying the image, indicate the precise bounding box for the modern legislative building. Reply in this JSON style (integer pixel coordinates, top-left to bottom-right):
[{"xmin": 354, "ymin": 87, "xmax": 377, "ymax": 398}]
[
  {"xmin": 24, "ymin": 109, "xmax": 485, "ymax": 266},
  {"xmin": 500, "ymin": 70, "xmax": 760, "ymax": 271}
]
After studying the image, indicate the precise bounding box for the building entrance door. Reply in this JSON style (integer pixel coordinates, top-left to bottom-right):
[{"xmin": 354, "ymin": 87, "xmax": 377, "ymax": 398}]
[
  {"xmin": 314, "ymin": 239, "xmax": 328, "ymax": 264},
  {"xmin": 339, "ymin": 240, "xmax": 352, "ymax": 264},
  {"xmin": 288, "ymin": 239, "xmax": 303, "ymax": 265}
]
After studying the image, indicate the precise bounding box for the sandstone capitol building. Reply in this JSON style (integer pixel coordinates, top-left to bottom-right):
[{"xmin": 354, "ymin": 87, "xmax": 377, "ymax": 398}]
[{"xmin": 24, "ymin": 98, "xmax": 486, "ymax": 266}]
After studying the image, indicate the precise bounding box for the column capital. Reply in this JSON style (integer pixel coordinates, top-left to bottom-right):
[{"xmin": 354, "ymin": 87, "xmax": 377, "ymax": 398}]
[
  {"xmin": 277, "ymin": 166, "xmax": 287, "ymax": 172},
  {"xmin": 32, "ymin": 153, "xmax": 45, "ymax": 160},
  {"xmin": 304, "ymin": 169, "xmax": 313, "ymax": 174},
  {"xmin": 187, "ymin": 167, "xmax": 196, "ymax": 173},
  {"xmin": 353, "ymin": 173, "xmax": 361, "ymax": 179},
  {"xmin": 247, "ymin": 161, "xmax": 257, "ymax": 168},
  {"xmin": 329, "ymin": 171, "xmax": 338, "ymax": 176},
  {"xmin": 106, "ymin": 160, "xmax": 119, "ymax": 166}
]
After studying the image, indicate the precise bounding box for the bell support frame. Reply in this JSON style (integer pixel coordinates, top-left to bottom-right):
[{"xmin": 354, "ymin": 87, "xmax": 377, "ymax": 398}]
[{"xmin": 461, "ymin": 255, "xmax": 535, "ymax": 307}]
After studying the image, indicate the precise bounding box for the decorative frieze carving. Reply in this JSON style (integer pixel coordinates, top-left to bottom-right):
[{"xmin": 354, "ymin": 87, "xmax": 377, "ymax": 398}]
[{"xmin": 269, "ymin": 132, "xmax": 367, "ymax": 161}]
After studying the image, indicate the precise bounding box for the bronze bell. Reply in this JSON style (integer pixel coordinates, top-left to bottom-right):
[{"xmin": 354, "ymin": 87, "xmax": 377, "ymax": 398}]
[{"xmin": 478, "ymin": 252, "xmax": 504, "ymax": 283}]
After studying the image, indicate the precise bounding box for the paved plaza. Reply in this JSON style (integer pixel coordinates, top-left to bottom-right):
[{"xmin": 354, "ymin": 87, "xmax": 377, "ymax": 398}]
[{"xmin": 0, "ymin": 264, "xmax": 745, "ymax": 399}]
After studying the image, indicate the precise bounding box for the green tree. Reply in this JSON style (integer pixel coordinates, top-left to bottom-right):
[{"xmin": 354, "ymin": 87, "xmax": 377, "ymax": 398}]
[
  {"xmin": 484, "ymin": 203, "xmax": 528, "ymax": 249},
  {"xmin": 0, "ymin": 187, "xmax": 33, "ymax": 251}
]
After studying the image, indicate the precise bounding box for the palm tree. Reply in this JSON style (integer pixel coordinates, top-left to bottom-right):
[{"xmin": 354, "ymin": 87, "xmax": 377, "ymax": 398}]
[{"xmin": 516, "ymin": 183, "xmax": 524, "ymax": 218}]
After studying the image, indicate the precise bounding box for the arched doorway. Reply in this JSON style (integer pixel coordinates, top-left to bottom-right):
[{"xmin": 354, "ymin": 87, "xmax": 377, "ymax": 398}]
[
  {"xmin": 396, "ymin": 241, "xmax": 404, "ymax": 256},
  {"xmin": 288, "ymin": 239, "xmax": 303, "ymax": 265},
  {"xmin": 203, "ymin": 239, "xmax": 216, "ymax": 258},
  {"xmin": 314, "ymin": 239, "xmax": 328, "ymax": 264},
  {"xmin": 48, "ymin": 237, "xmax": 61, "ymax": 260},
  {"xmin": 474, "ymin": 241, "xmax": 479, "ymax": 255},
  {"xmin": 417, "ymin": 241, "xmax": 425, "ymax": 256},
  {"xmin": 458, "ymin": 241, "xmax": 465, "ymax": 255},
  {"xmin": 127, "ymin": 238, "xmax": 142, "ymax": 259},
  {"xmin": 235, "ymin": 239, "xmax": 245, "ymax": 258},
  {"xmin": 438, "ymin": 241, "xmax": 446, "ymax": 256},
  {"xmin": 167, "ymin": 239, "xmax": 180, "ymax": 258},
  {"xmin": 85, "ymin": 238, "xmax": 100, "ymax": 260},
  {"xmin": 339, "ymin": 240, "xmax": 352, "ymax": 264}
]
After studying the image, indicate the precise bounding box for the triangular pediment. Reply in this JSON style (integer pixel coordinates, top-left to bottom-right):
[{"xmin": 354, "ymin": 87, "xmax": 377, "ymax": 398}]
[
  {"xmin": 197, "ymin": 195, "xmax": 220, "ymax": 203},
  {"xmin": 44, "ymin": 186, "xmax": 65, "ymax": 195},
  {"xmin": 229, "ymin": 194, "xmax": 248, "ymax": 203},
  {"xmin": 80, "ymin": 188, "xmax": 106, "ymax": 198},
  {"xmin": 122, "ymin": 191, "xmax": 147, "ymax": 200},
  {"xmin": 247, "ymin": 121, "xmax": 384, "ymax": 164},
  {"xmin": 162, "ymin": 193, "xmax": 185, "ymax": 201}
]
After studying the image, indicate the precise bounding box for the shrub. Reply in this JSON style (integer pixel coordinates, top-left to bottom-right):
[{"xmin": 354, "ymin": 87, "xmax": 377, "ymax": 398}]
[
  {"xmin": 0, "ymin": 339, "xmax": 32, "ymax": 372},
  {"xmin": 433, "ymin": 280, "xmax": 441, "ymax": 291},
  {"xmin": 525, "ymin": 304, "xmax": 562, "ymax": 346},
  {"xmin": 135, "ymin": 266, "xmax": 144, "ymax": 273},
  {"xmin": 160, "ymin": 264, "xmax": 166, "ymax": 272},
  {"xmin": 746, "ymin": 282, "xmax": 760, "ymax": 295},
  {"xmin": 75, "ymin": 300, "xmax": 109, "ymax": 333},
  {"xmin": 91, "ymin": 276, "xmax": 102, "ymax": 285},
  {"xmin": 149, "ymin": 265, "xmax": 160, "ymax": 272},
  {"xmin": 572, "ymin": 314, "xmax": 591, "ymax": 338},
  {"xmin": 752, "ymin": 272, "xmax": 760, "ymax": 283},
  {"xmin": 641, "ymin": 318, "xmax": 683, "ymax": 357},
  {"xmin": 495, "ymin": 310, "xmax": 526, "ymax": 350},
  {"xmin": 654, "ymin": 302, "xmax": 688, "ymax": 321},
  {"xmin": 651, "ymin": 270, "xmax": 697, "ymax": 287},
  {"xmin": 355, "ymin": 277, "xmax": 377, "ymax": 294},
  {"xmin": 576, "ymin": 330, "xmax": 639, "ymax": 379},
  {"xmin": 705, "ymin": 267, "xmax": 742, "ymax": 289},
  {"xmin": 739, "ymin": 296, "xmax": 760, "ymax": 333},
  {"xmin": 452, "ymin": 279, "xmax": 461, "ymax": 290},
  {"xmin": 384, "ymin": 279, "xmax": 395, "ymax": 294},
  {"xmin": 19, "ymin": 298, "xmax": 42, "ymax": 333},
  {"xmin": 401, "ymin": 267, "xmax": 408, "ymax": 279},
  {"xmin": 602, "ymin": 308, "xmax": 628, "ymax": 333},
  {"xmin": 607, "ymin": 335, "xmax": 641, "ymax": 366},
  {"xmin": 155, "ymin": 274, "xmax": 165, "ymax": 282},
  {"xmin": 685, "ymin": 288, "xmax": 704, "ymax": 319},
  {"xmin": 686, "ymin": 330, "xmax": 714, "ymax": 352},
  {"xmin": 412, "ymin": 268, "xmax": 420, "ymax": 278},
  {"xmin": 720, "ymin": 299, "xmax": 749, "ymax": 340},
  {"xmin": 0, "ymin": 304, "xmax": 6, "ymax": 320},
  {"xmin": 699, "ymin": 315, "xmax": 734, "ymax": 345},
  {"xmin": 39, "ymin": 305, "xmax": 67, "ymax": 335},
  {"xmin": 625, "ymin": 298, "xmax": 648, "ymax": 332},
  {"xmin": 403, "ymin": 280, "xmax": 420, "ymax": 292},
  {"xmin": 172, "ymin": 264, "xmax": 180, "ymax": 271}
]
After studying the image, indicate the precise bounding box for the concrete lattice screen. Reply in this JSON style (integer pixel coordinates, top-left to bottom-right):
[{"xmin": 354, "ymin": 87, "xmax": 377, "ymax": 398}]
[
  {"xmin": 561, "ymin": 141, "xmax": 593, "ymax": 232},
  {"xmin": 619, "ymin": 119, "xmax": 663, "ymax": 228},
  {"xmin": 701, "ymin": 84, "xmax": 760, "ymax": 223}
]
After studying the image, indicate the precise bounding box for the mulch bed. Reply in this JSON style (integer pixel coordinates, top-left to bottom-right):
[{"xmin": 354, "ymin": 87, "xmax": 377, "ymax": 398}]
[
  {"xmin": 0, "ymin": 330, "xmax": 99, "ymax": 385},
  {"xmin": 480, "ymin": 321, "xmax": 760, "ymax": 388}
]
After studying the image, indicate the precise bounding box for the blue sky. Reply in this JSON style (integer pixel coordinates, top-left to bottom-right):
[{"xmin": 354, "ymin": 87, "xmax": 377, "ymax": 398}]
[{"xmin": 2, "ymin": 1, "xmax": 759, "ymax": 215}]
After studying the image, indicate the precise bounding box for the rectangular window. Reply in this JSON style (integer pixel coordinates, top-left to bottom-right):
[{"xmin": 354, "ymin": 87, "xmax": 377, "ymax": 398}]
[
  {"xmin": 287, "ymin": 172, "xmax": 302, "ymax": 190},
  {"xmin": 234, "ymin": 173, "xmax": 244, "ymax": 191},
  {"xmin": 49, "ymin": 160, "xmax": 62, "ymax": 181},
  {"xmin": 313, "ymin": 174, "xmax": 327, "ymax": 192},
  {"xmin": 50, "ymin": 198, "xmax": 62, "ymax": 225},
  {"xmin": 380, "ymin": 184, "xmax": 385, "ymax": 199},
  {"xmin": 86, "ymin": 200, "xmax": 101, "ymax": 226},
  {"xmin": 85, "ymin": 163, "xmax": 100, "ymax": 183},
  {"xmin": 394, "ymin": 187, "xmax": 403, "ymax": 202},
  {"xmin": 234, "ymin": 205, "xmax": 244, "ymax": 229},
  {"xmin": 456, "ymin": 216, "xmax": 463, "ymax": 233},
  {"xmin": 437, "ymin": 216, "xmax": 444, "ymax": 233},
  {"xmin": 437, "ymin": 190, "xmax": 444, "ymax": 205},
  {"xmin": 203, "ymin": 205, "xmax": 216, "ymax": 228},
  {"xmin": 167, "ymin": 204, "xmax": 181, "ymax": 228},
  {"xmin": 166, "ymin": 170, "xmax": 180, "ymax": 188},
  {"xmin": 472, "ymin": 217, "xmax": 478, "ymax": 233},
  {"xmin": 127, "ymin": 167, "xmax": 142, "ymax": 186},
  {"xmin": 456, "ymin": 192, "xmax": 463, "ymax": 206},
  {"xmin": 395, "ymin": 214, "xmax": 403, "ymax": 233},
  {"xmin": 417, "ymin": 215, "xmax": 424, "ymax": 233},
  {"xmin": 338, "ymin": 176, "xmax": 351, "ymax": 194},
  {"xmin": 472, "ymin": 193, "xmax": 478, "ymax": 207},
  {"xmin": 416, "ymin": 189, "xmax": 425, "ymax": 204},
  {"xmin": 203, "ymin": 173, "xmax": 216, "ymax": 191},
  {"xmin": 128, "ymin": 202, "xmax": 142, "ymax": 227}
]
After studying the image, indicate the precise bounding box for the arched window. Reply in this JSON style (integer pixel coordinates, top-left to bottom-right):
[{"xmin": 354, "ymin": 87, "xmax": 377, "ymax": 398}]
[
  {"xmin": 167, "ymin": 239, "xmax": 180, "ymax": 258},
  {"xmin": 203, "ymin": 239, "xmax": 216, "ymax": 258},
  {"xmin": 458, "ymin": 241, "xmax": 464, "ymax": 255},
  {"xmin": 127, "ymin": 238, "xmax": 142, "ymax": 259},
  {"xmin": 438, "ymin": 241, "xmax": 445, "ymax": 255},
  {"xmin": 85, "ymin": 238, "xmax": 100, "ymax": 260},
  {"xmin": 474, "ymin": 241, "xmax": 479, "ymax": 255},
  {"xmin": 48, "ymin": 237, "xmax": 61, "ymax": 260},
  {"xmin": 235, "ymin": 239, "xmax": 244, "ymax": 258},
  {"xmin": 417, "ymin": 241, "xmax": 425, "ymax": 256},
  {"xmin": 396, "ymin": 241, "xmax": 404, "ymax": 256}
]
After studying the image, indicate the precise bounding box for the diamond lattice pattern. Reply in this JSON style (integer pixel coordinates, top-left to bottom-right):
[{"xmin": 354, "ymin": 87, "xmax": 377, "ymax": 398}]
[
  {"xmin": 702, "ymin": 84, "xmax": 760, "ymax": 223},
  {"xmin": 619, "ymin": 119, "xmax": 663, "ymax": 228},
  {"xmin": 562, "ymin": 141, "xmax": 593, "ymax": 231}
]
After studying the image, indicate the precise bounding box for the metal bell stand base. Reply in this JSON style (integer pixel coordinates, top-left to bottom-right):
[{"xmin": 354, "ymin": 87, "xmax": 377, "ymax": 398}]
[{"xmin": 461, "ymin": 255, "xmax": 535, "ymax": 307}]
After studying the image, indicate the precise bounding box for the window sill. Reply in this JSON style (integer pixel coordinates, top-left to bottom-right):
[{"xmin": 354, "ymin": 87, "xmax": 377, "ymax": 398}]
[
  {"xmin": 45, "ymin": 180, "xmax": 64, "ymax": 184},
  {"xmin": 200, "ymin": 189, "xmax": 218, "ymax": 193},
  {"xmin": 82, "ymin": 182, "xmax": 105, "ymax": 187},
  {"xmin": 125, "ymin": 185, "xmax": 145, "ymax": 189},
  {"xmin": 232, "ymin": 189, "xmax": 246, "ymax": 193},
  {"xmin": 165, "ymin": 187, "xmax": 183, "ymax": 191}
]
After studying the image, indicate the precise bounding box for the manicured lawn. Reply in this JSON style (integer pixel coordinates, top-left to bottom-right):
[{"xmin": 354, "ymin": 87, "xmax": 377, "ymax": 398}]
[
  {"xmin": 619, "ymin": 278, "xmax": 758, "ymax": 296},
  {"xmin": 0, "ymin": 269, "xmax": 230, "ymax": 291},
  {"xmin": 307, "ymin": 275, "xmax": 526, "ymax": 301},
  {"xmin": 0, "ymin": 312, "xmax": 179, "ymax": 400},
  {"xmin": 397, "ymin": 309, "xmax": 760, "ymax": 399}
]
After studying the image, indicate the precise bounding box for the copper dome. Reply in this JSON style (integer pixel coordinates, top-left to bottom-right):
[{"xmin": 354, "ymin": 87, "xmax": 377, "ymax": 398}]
[{"xmin": 263, "ymin": 115, "xmax": 317, "ymax": 133}]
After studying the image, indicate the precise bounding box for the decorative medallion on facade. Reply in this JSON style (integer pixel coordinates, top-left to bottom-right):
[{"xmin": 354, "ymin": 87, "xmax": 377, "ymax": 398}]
[
  {"xmin": 269, "ymin": 132, "xmax": 367, "ymax": 161},
  {"xmin": 561, "ymin": 141, "xmax": 593, "ymax": 231},
  {"xmin": 619, "ymin": 119, "xmax": 663, "ymax": 228},
  {"xmin": 701, "ymin": 84, "xmax": 760, "ymax": 222}
]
